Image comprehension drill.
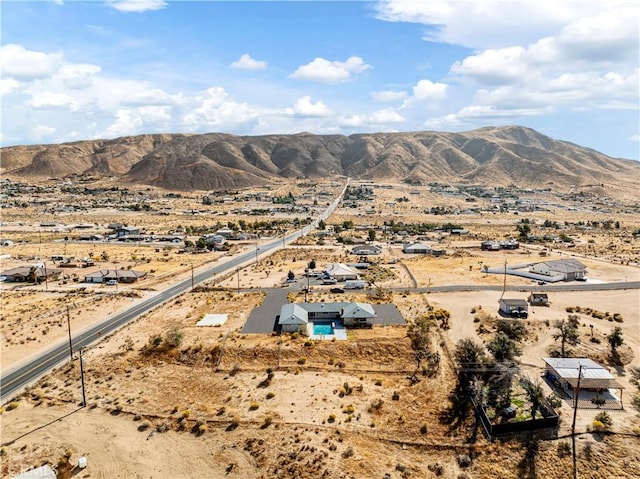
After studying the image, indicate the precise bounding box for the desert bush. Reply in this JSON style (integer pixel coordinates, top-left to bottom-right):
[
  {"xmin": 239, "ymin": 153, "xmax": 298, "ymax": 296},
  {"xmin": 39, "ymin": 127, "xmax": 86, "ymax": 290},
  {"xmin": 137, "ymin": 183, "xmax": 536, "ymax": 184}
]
[
  {"xmin": 374, "ymin": 378, "xmax": 383, "ymax": 386},
  {"xmin": 328, "ymin": 413, "xmax": 336, "ymax": 423},
  {"xmin": 5, "ymin": 401, "xmax": 20, "ymax": 411},
  {"xmin": 249, "ymin": 401, "xmax": 260, "ymax": 411},
  {"xmin": 420, "ymin": 423, "xmax": 428, "ymax": 434},
  {"xmin": 592, "ymin": 420, "xmax": 606, "ymax": 431},
  {"xmin": 546, "ymin": 394, "xmax": 562, "ymax": 409},
  {"xmin": 297, "ymin": 357, "xmax": 307, "ymax": 365},
  {"xmin": 262, "ymin": 415, "xmax": 273, "ymax": 427},
  {"xmin": 137, "ymin": 420, "xmax": 152, "ymax": 431},
  {"xmin": 342, "ymin": 404, "xmax": 355, "ymax": 414},
  {"xmin": 266, "ymin": 392, "xmax": 275, "ymax": 399},
  {"xmin": 163, "ymin": 325, "xmax": 184, "ymax": 348},
  {"xmin": 392, "ymin": 391, "xmax": 400, "ymax": 401},
  {"xmin": 557, "ymin": 441, "xmax": 571, "ymax": 457},
  {"xmin": 594, "ymin": 411, "xmax": 612, "ymax": 428},
  {"xmin": 457, "ymin": 453, "xmax": 472, "ymax": 467},
  {"xmin": 368, "ymin": 399, "xmax": 384, "ymax": 413},
  {"xmin": 342, "ymin": 447, "xmax": 354, "ymax": 458},
  {"xmin": 613, "ymin": 313, "xmax": 624, "ymax": 323},
  {"xmin": 181, "ymin": 409, "xmax": 191, "ymax": 418}
]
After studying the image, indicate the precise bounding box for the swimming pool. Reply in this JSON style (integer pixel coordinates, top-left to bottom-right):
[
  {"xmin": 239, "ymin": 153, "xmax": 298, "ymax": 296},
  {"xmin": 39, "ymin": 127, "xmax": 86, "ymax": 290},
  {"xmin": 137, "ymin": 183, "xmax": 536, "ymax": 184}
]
[{"xmin": 313, "ymin": 322, "xmax": 334, "ymax": 336}]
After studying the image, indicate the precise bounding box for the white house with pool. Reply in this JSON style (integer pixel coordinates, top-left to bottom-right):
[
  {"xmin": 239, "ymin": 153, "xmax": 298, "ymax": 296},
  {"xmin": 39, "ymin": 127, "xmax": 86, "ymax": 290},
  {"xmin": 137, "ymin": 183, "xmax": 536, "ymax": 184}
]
[{"xmin": 278, "ymin": 302, "xmax": 377, "ymax": 339}]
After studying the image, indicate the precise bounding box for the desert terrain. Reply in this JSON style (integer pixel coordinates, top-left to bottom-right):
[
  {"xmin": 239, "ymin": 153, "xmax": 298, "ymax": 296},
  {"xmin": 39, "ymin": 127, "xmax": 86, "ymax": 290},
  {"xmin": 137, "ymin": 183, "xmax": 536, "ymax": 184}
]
[{"xmin": 1, "ymin": 177, "xmax": 639, "ymax": 479}]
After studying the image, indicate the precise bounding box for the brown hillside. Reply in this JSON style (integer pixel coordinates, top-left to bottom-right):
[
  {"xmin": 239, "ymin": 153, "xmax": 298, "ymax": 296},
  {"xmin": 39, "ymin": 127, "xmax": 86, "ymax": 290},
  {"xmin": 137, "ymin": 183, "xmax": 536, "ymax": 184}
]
[{"xmin": 1, "ymin": 126, "xmax": 638, "ymax": 193}]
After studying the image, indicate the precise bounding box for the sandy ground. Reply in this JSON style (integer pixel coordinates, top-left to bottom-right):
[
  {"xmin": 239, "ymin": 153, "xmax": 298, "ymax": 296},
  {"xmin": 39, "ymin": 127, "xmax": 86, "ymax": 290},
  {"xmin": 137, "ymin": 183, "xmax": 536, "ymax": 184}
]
[{"xmin": 1, "ymin": 180, "xmax": 639, "ymax": 478}]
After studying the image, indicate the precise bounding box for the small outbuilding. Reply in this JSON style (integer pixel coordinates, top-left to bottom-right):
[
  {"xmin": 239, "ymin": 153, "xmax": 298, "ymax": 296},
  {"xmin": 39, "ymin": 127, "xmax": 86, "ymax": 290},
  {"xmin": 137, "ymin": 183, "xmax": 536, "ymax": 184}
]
[
  {"xmin": 528, "ymin": 292, "xmax": 549, "ymax": 306},
  {"xmin": 498, "ymin": 298, "xmax": 529, "ymax": 318}
]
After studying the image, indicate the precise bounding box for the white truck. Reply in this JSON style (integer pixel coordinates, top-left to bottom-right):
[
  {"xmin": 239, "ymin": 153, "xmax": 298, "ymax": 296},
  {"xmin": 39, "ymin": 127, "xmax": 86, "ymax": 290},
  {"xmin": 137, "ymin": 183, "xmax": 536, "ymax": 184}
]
[{"xmin": 344, "ymin": 280, "xmax": 366, "ymax": 289}]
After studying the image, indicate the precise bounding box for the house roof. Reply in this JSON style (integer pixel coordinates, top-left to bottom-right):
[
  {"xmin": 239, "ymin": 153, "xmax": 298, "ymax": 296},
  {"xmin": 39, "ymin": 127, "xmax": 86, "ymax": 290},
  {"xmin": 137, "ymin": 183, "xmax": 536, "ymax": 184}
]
[
  {"xmin": 529, "ymin": 293, "xmax": 548, "ymax": 298},
  {"xmin": 84, "ymin": 269, "xmax": 147, "ymax": 279},
  {"xmin": 279, "ymin": 303, "xmax": 309, "ymax": 325},
  {"xmin": 543, "ymin": 357, "xmax": 614, "ymax": 381},
  {"xmin": 539, "ymin": 259, "xmax": 586, "ymax": 273},
  {"xmin": 324, "ymin": 263, "xmax": 358, "ymax": 277},
  {"xmin": 403, "ymin": 242, "xmax": 432, "ymax": 251},
  {"xmin": 342, "ymin": 302, "xmax": 377, "ymax": 318},
  {"xmin": 500, "ymin": 298, "xmax": 529, "ymax": 307}
]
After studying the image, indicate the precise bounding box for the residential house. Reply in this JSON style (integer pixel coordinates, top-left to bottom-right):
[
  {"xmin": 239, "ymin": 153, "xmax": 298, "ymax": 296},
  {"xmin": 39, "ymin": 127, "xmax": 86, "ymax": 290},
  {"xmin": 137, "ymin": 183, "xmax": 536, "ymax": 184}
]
[
  {"xmin": 543, "ymin": 357, "xmax": 624, "ymax": 400},
  {"xmin": 529, "ymin": 259, "xmax": 587, "ymax": 281},
  {"xmin": 324, "ymin": 263, "xmax": 359, "ymax": 281},
  {"xmin": 1, "ymin": 265, "xmax": 62, "ymax": 283},
  {"xmin": 351, "ymin": 245, "xmax": 382, "ymax": 256},
  {"xmin": 84, "ymin": 269, "xmax": 147, "ymax": 284},
  {"xmin": 278, "ymin": 302, "xmax": 377, "ymax": 335}
]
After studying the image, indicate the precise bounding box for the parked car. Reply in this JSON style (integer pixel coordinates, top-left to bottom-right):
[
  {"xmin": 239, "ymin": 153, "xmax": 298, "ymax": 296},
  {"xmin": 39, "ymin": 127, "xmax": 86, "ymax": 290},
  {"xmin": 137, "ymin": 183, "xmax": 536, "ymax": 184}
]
[
  {"xmin": 286, "ymin": 278, "xmax": 298, "ymax": 283},
  {"xmin": 330, "ymin": 287, "xmax": 345, "ymax": 293},
  {"xmin": 106, "ymin": 279, "xmax": 118, "ymax": 286}
]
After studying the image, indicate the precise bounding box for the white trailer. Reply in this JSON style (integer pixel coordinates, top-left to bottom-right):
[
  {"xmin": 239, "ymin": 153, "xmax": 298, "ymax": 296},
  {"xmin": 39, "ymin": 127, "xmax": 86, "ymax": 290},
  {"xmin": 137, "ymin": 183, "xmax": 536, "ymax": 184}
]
[{"xmin": 344, "ymin": 280, "xmax": 366, "ymax": 289}]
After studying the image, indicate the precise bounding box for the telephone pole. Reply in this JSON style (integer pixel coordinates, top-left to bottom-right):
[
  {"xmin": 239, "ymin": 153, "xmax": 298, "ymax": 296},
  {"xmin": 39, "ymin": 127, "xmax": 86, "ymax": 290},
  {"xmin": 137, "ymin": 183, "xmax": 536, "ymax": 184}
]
[
  {"xmin": 571, "ymin": 365, "xmax": 584, "ymax": 434},
  {"xmin": 66, "ymin": 305, "xmax": 73, "ymax": 360},
  {"xmin": 79, "ymin": 348, "xmax": 86, "ymax": 407}
]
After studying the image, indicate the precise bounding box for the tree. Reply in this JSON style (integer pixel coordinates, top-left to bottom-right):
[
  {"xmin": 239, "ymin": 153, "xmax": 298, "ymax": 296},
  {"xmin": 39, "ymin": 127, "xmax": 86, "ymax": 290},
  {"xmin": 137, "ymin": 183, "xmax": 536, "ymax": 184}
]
[
  {"xmin": 407, "ymin": 316, "xmax": 439, "ymax": 383},
  {"xmin": 308, "ymin": 259, "xmax": 316, "ymax": 270},
  {"xmin": 455, "ymin": 338, "xmax": 486, "ymax": 392},
  {"xmin": 552, "ymin": 318, "xmax": 579, "ymax": 357},
  {"xmin": 520, "ymin": 378, "xmax": 544, "ymax": 420},
  {"xmin": 516, "ymin": 223, "xmax": 531, "ymax": 241},
  {"xmin": 497, "ymin": 319, "xmax": 527, "ymax": 342},
  {"xmin": 487, "ymin": 332, "xmax": 520, "ymax": 362},
  {"xmin": 318, "ymin": 219, "xmax": 326, "ymax": 230},
  {"xmin": 486, "ymin": 361, "xmax": 517, "ymax": 409},
  {"xmin": 287, "ymin": 270, "xmax": 295, "ymax": 281},
  {"xmin": 607, "ymin": 326, "xmax": 624, "ymax": 355},
  {"xmin": 368, "ymin": 229, "xmax": 376, "ymax": 242}
]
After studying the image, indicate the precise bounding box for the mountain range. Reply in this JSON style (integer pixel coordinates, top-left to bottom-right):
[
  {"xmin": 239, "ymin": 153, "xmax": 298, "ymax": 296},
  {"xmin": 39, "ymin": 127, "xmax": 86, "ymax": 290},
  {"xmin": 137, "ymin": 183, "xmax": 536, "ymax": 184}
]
[{"xmin": 1, "ymin": 126, "xmax": 637, "ymax": 193}]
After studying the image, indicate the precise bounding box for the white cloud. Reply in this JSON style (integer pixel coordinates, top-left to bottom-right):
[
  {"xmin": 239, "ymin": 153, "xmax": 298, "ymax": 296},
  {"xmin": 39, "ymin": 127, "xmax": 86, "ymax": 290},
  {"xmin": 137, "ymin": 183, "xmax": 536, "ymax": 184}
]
[
  {"xmin": 230, "ymin": 53, "xmax": 268, "ymax": 70},
  {"xmin": 371, "ymin": 90, "xmax": 407, "ymax": 102},
  {"xmin": 629, "ymin": 134, "xmax": 640, "ymax": 142},
  {"xmin": 33, "ymin": 125, "xmax": 57, "ymax": 138},
  {"xmin": 182, "ymin": 87, "xmax": 257, "ymax": 130},
  {"xmin": 121, "ymin": 88, "xmax": 180, "ymax": 106},
  {"xmin": 0, "ymin": 44, "xmax": 63, "ymax": 80},
  {"xmin": 59, "ymin": 64, "xmax": 101, "ymax": 89},
  {"xmin": 101, "ymin": 109, "xmax": 144, "ymax": 138},
  {"xmin": 289, "ymin": 56, "xmax": 370, "ymax": 83},
  {"xmin": 107, "ymin": 0, "xmax": 167, "ymax": 13},
  {"xmin": 0, "ymin": 79, "xmax": 21, "ymax": 97},
  {"xmin": 370, "ymin": 109, "xmax": 404, "ymax": 124},
  {"xmin": 411, "ymin": 79, "xmax": 448, "ymax": 100},
  {"xmin": 29, "ymin": 92, "xmax": 78, "ymax": 111},
  {"xmin": 286, "ymin": 96, "xmax": 331, "ymax": 118},
  {"xmin": 374, "ymin": 0, "xmax": 631, "ymax": 49}
]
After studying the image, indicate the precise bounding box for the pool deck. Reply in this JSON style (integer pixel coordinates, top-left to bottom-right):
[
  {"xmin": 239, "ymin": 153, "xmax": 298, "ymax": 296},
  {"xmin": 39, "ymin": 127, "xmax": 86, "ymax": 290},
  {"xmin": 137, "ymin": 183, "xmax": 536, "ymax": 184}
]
[{"xmin": 309, "ymin": 322, "xmax": 348, "ymax": 341}]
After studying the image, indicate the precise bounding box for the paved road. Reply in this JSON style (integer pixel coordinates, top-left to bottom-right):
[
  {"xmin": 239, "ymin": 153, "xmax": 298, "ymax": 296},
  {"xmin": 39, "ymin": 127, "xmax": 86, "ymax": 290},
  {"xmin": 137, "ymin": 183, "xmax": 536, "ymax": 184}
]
[{"xmin": 0, "ymin": 180, "xmax": 351, "ymax": 403}]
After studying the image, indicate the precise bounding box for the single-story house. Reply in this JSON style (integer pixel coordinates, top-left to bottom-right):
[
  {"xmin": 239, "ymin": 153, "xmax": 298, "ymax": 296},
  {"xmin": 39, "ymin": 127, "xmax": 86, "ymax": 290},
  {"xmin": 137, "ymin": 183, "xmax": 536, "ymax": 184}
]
[
  {"xmin": 543, "ymin": 357, "xmax": 624, "ymax": 399},
  {"xmin": 528, "ymin": 292, "xmax": 549, "ymax": 306},
  {"xmin": 12, "ymin": 464, "xmax": 56, "ymax": 479},
  {"xmin": 115, "ymin": 226, "xmax": 140, "ymax": 237},
  {"xmin": 324, "ymin": 263, "xmax": 359, "ymax": 281},
  {"xmin": 498, "ymin": 298, "xmax": 529, "ymax": 318},
  {"xmin": 529, "ymin": 259, "xmax": 587, "ymax": 281},
  {"xmin": 351, "ymin": 245, "xmax": 382, "ymax": 256},
  {"xmin": 278, "ymin": 301, "xmax": 377, "ymax": 335},
  {"xmin": 500, "ymin": 239, "xmax": 520, "ymax": 250},
  {"xmin": 203, "ymin": 234, "xmax": 226, "ymax": 245},
  {"xmin": 215, "ymin": 228, "xmax": 235, "ymax": 238},
  {"xmin": 1, "ymin": 266, "xmax": 62, "ymax": 283},
  {"xmin": 402, "ymin": 242, "xmax": 432, "ymax": 254},
  {"xmin": 481, "ymin": 240, "xmax": 501, "ymax": 251},
  {"xmin": 84, "ymin": 269, "xmax": 147, "ymax": 284}
]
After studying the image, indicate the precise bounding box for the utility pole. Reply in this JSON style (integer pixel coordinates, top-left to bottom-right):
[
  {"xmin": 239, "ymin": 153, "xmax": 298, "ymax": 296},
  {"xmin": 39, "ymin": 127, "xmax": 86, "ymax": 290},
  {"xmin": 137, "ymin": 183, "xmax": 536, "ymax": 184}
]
[
  {"xmin": 237, "ymin": 268, "xmax": 240, "ymax": 294},
  {"xmin": 44, "ymin": 262, "xmax": 48, "ymax": 292},
  {"xmin": 66, "ymin": 305, "xmax": 73, "ymax": 360},
  {"xmin": 79, "ymin": 348, "xmax": 86, "ymax": 407},
  {"xmin": 571, "ymin": 365, "xmax": 584, "ymax": 434},
  {"xmin": 191, "ymin": 263, "xmax": 194, "ymax": 291}
]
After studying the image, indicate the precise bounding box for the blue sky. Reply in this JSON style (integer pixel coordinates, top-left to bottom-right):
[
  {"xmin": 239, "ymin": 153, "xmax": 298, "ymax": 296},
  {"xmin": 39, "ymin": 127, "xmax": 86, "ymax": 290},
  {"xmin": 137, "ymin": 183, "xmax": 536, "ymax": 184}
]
[{"xmin": 1, "ymin": 0, "xmax": 638, "ymax": 160}]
